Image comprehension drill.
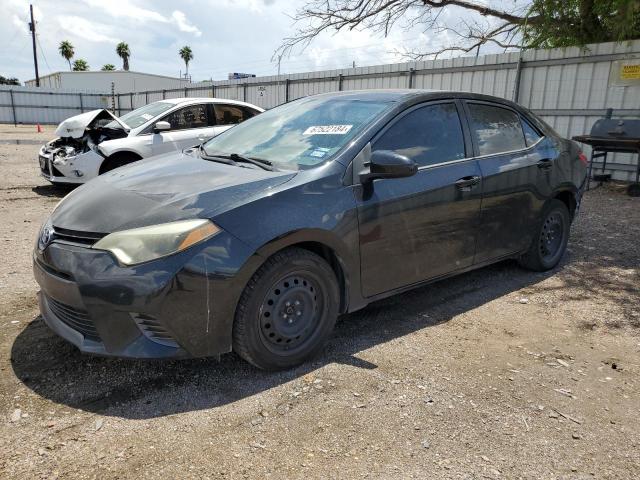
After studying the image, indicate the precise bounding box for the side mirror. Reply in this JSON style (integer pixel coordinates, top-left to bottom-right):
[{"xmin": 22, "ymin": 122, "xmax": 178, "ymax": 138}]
[
  {"xmin": 359, "ymin": 150, "xmax": 417, "ymax": 183},
  {"xmin": 153, "ymin": 121, "xmax": 171, "ymax": 133}
]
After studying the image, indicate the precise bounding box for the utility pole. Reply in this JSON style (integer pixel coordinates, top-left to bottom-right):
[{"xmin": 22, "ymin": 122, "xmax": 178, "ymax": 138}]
[{"xmin": 29, "ymin": 4, "xmax": 40, "ymax": 86}]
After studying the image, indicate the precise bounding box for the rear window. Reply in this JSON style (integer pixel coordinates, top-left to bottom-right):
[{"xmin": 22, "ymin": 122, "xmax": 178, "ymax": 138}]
[{"xmin": 468, "ymin": 103, "xmax": 526, "ymax": 156}]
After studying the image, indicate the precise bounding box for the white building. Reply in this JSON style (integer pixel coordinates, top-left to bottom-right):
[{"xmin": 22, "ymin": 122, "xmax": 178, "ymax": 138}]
[{"xmin": 25, "ymin": 70, "xmax": 189, "ymax": 93}]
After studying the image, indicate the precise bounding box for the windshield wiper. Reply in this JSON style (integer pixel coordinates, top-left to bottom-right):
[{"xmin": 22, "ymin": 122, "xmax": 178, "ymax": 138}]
[
  {"xmin": 226, "ymin": 153, "xmax": 274, "ymax": 171},
  {"xmin": 199, "ymin": 147, "xmax": 275, "ymax": 171}
]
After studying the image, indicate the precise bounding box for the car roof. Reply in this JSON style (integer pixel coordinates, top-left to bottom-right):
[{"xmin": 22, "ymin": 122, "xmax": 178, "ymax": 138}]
[
  {"xmin": 156, "ymin": 97, "xmax": 264, "ymax": 111},
  {"xmin": 310, "ymin": 89, "xmax": 523, "ymax": 110}
]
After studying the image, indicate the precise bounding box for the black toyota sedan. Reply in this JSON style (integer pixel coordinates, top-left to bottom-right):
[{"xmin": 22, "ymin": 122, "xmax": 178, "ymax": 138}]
[{"xmin": 33, "ymin": 90, "xmax": 587, "ymax": 370}]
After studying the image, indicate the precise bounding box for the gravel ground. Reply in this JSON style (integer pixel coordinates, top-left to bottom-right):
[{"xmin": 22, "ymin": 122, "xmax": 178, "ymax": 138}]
[{"xmin": 0, "ymin": 124, "xmax": 639, "ymax": 479}]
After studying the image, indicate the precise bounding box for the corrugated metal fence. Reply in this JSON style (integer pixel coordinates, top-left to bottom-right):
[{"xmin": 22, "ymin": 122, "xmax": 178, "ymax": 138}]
[
  {"xmin": 2, "ymin": 40, "xmax": 639, "ymax": 180},
  {"xmin": 0, "ymin": 86, "xmax": 111, "ymax": 125}
]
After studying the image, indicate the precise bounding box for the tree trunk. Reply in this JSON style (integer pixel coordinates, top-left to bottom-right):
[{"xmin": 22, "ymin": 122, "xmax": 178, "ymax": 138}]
[{"xmin": 123, "ymin": 57, "xmax": 129, "ymax": 71}]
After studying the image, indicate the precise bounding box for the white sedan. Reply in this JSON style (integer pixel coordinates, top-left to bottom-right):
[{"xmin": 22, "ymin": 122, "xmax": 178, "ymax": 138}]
[{"xmin": 38, "ymin": 98, "xmax": 264, "ymax": 185}]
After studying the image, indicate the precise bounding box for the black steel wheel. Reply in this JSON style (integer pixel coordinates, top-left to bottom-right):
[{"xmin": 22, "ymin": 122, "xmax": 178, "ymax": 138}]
[
  {"xmin": 519, "ymin": 199, "xmax": 570, "ymax": 271},
  {"xmin": 233, "ymin": 248, "xmax": 339, "ymax": 370}
]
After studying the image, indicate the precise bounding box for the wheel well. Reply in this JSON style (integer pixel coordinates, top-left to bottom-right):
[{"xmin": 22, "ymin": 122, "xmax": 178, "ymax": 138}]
[
  {"xmin": 99, "ymin": 151, "xmax": 143, "ymax": 174},
  {"xmin": 289, "ymin": 241, "xmax": 348, "ymax": 314},
  {"xmin": 553, "ymin": 190, "xmax": 577, "ymax": 219}
]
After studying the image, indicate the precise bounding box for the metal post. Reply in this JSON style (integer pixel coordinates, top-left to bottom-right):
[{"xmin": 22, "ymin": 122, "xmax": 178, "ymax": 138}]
[
  {"xmin": 9, "ymin": 89, "xmax": 17, "ymax": 126},
  {"xmin": 162, "ymin": 89, "xmax": 166, "ymax": 99},
  {"xmin": 130, "ymin": 92, "xmax": 133, "ymax": 111},
  {"xmin": 408, "ymin": 68, "xmax": 415, "ymax": 89},
  {"xmin": 211, "ymin": 84, "xmax": 215, "ymax": 98},
  {"xmin": 285, "ymin": 79, "xmax": 290, "ymax": 103},
  {"xmin": 110, "ymin": 82, "xmax": 115, "ymax": 113},
  {"xmin": 243, "ymin": 83, "xmax": 247, "ymax": 102},
  {"xmin": 145, "ymin": 91, "xmax": 148, "ymax": 105},
  {"xmin": 79, "ymin": 93, "xmax": 84, "ymax": 113},
  {"xmin": 184, "ymin": 87, "xmax": 188, "ymax": 98},
  {"xmin": 116, "ymin": 94, "xmax": 121, "ymax": 116},
  {"xmin": 338, "ymin": 74, "xmax": 344, "ymax": 91},
  {"xmin": 512, "ymin": 57, "xmax": 524, "ymax": 104}
]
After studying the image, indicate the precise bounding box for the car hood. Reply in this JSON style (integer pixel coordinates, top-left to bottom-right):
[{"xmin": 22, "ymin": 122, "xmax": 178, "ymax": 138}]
[
  {"xmin": 50, "ymin": 152, "xmax": 297, "ymax": 233},
  {"xmin": 54, "ymin": 109, "xmax": 128, "ymax": 139}
]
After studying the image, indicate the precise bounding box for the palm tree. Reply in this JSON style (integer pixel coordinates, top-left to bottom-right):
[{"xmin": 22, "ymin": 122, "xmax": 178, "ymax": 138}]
[
  {"xmin": 179, "ymin": 46, "xmax": 193, "ymax": 78},
  {"xmin": 116, "ymin": 42, "xmax": 130, "ymax": 71},
  {"xmin": 72, "ymin": 59, "xmax": 89, "ymax": 71},
  {"xmin": 101, "ymin": 64, "xmax": 116, "ymax": 71},
  {"xmin": 58, "ymin": 40, "xmax": 74, "ymax": 71}
]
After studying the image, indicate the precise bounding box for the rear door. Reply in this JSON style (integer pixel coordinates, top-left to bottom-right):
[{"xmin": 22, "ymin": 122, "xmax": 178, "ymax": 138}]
[
  {"xmin": 463, "ymin": 101, "xmax": 554, "ymax": 263},
  {"xmin": 148, "ymin": 103, "xmax": 214, "ymax": 156},
  {"xmin": 212, "ymin": 104, "xmax": 259, "ymax": 137},
  {"xmin": 356, "ymin": 101, "xmax": 483, "ymax": 298}
]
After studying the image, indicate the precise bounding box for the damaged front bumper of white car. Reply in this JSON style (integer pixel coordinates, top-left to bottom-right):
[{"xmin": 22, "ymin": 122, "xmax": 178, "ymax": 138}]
[
  {"xmin": 38, "ymin": 109, "xmax": 128, "ymax": 185},
  {"xmin": 38, "ymin": 141, "xmax": 104, "ymax": 185}
]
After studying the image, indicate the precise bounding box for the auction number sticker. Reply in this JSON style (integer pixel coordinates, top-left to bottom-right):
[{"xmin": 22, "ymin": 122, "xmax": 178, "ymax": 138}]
[{"xmin": 303, "ymin": 125, "xmax": 353, "ymax": 135}]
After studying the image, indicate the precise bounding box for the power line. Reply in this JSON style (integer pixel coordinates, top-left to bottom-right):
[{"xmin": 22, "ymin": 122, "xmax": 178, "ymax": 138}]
[{"xmin": 36, "ymin": 34, "xmax": 53, "ymax": 75}]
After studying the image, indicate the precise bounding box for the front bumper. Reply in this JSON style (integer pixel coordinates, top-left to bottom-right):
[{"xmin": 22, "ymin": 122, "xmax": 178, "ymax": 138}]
[
  {"xmin": 38, "ymin": 146, "xmax": 102, "ymax": 185},
  {"xmin": 33, "ymin": 231, "xmax": 260, "ymax": 359}
]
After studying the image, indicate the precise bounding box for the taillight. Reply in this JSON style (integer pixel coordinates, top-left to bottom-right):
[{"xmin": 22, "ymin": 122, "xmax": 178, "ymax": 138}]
[{"xmin": 578, "ymin": 151, "xmax": 588, "ymax": 166}]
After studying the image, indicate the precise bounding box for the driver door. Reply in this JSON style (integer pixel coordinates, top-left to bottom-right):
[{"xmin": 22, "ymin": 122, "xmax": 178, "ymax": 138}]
[
  {"xmin": 356, "ymin": 101, "xmax": 483, "ymax": 297},
  {"xmin": 148, "ymin": 104, "xmax": 215, "ymax": 156}
]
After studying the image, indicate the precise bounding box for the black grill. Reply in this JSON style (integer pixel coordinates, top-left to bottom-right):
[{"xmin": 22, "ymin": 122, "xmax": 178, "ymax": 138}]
[
  {"xmin": 47, "ymin": 296, "xmax": 100, "ymax": 342},
  {"xmin": 131, "ymin": 313, "xmax": 178, "ymax": 348},
  {"xmin": 51, "ymin": 226, "xmax": 107, "ymax": 246},
  {"xmin": 573, "ymin": 112, "xmax": 640, "ymax": 196},
  {"xmin": 39, "ymin": 156, "xmax": 51, "ymax": 175}
]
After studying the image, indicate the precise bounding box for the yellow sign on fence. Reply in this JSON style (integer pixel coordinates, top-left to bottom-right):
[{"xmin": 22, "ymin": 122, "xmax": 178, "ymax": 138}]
[{"xmin": 621, "ymin": 64, "xmax": 640, "ymax": 80}]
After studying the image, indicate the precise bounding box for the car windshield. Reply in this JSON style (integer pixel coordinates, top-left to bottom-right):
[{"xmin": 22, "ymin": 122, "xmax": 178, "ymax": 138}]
[
  {"xmin": 105, "ymin": 101, "xmax": 175, "ymax": 129},
  {"xmin": 201, "ymin": 96, "xmax": 390, "ymax": 170}
]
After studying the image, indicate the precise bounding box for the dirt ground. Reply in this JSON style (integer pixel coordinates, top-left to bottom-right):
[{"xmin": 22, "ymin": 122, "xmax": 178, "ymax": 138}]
[{"xmin": 0, "ymin": 124, "xmax": 639, "ymax": 479}]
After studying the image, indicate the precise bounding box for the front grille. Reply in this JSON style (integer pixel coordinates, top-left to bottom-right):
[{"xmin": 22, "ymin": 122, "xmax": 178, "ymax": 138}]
[
  {"xmin": 51, "ymin": 226, "xmax": 107, "ymax": 246},
  {"xmin": 47, "ymin": 296, "xmax": 100, "ymax": 342},
  {"xmin": 40, "ymin": 156, "xmax": 51, "ymax": 175},
  {"xmin": 131, "ymin": 313, "xmax": 179, "ymax": 348}
]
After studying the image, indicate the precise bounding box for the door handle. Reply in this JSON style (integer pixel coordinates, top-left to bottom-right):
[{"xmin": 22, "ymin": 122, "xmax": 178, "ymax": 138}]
[
  {"xmin": 537, "ymin": 158, "xmax": 553, "ymax": 170},
  {"xmin": 455, "ymin": 175, "xmax": 480, "ymax": 190}
]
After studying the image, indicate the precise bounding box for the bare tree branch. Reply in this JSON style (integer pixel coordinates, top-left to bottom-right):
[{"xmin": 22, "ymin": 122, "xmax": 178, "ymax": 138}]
[{"xmin": 273, "ymin": 0, "xmax": 538, "ymax": 62}]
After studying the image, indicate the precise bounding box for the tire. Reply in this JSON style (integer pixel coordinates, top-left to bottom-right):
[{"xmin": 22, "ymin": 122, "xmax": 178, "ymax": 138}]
[
  {"xmin": 233, "ymin": 247, "xmax": 339, "ymax": 370},
  {"xmin": 99, "ymin": 153, "xmax": 141, "ymax": 175},
  {"xmin": 518, "ymin": 199, "xmax": 570, "ymax": 271}
]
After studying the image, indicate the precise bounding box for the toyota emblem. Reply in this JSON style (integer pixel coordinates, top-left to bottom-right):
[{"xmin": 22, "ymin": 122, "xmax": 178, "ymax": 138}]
[{"xmin": 40, "ymin": 227, "xmax": 54, "ymax": 249}]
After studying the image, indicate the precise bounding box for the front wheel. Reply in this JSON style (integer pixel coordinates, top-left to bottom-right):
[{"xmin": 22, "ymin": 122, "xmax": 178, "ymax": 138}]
[
  {"xmin": 518, "ymin": 199, "xmax": 570, "ymax": 271},
  {"xmin": 233, "ymin": 248, "xmax": 339, "ymax": 370}
]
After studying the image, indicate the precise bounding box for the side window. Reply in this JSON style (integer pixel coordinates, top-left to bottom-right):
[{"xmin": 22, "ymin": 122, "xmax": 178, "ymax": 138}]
[
  {"xmin": 215, "ymin": 104, "xmax": 247, "ymax": 125},
  {"xmin": 243, "ymin": 107, "xmax": 260, "ymax": 119},
  {"xmin": 521, "ymin": 118, "xmax": 543, "ymax": 146},
  {"xmin": 468, "ymin": 103, "xmax": 526, "ymax": 156},
  {"xmin": 373, "ymin": 103, "xmax": 465, "ymax": 167},
  {"xmin": 163, "ymin": 104, "xmax": 208, "ymax": 130}
]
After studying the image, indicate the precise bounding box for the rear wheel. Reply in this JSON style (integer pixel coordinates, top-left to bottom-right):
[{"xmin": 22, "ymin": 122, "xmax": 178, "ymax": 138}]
[
  {"xmin": 518, "ymin": 199, "xmax": 570, "ymax": 271},
  {"xmin": 233, "ymin": 248, "xmax": 339, "ymax": 370},
  {"xmin": 99, "ymin": 152, "xmax": 141, "ymax": 175}
]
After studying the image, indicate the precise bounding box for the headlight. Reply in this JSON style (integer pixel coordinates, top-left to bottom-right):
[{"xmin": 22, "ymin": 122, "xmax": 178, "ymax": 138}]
[{"xmin": 92, "ymin": 219, "xmax": 220, "ymax": 265}]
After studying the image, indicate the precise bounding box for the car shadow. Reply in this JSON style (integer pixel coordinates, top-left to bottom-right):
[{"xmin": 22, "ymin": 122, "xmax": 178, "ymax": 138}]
[
  {"xmin": 11, "ymin": 257, "xmax": 563, "ymax": 420},
  {"xmin": 32, "ymin": 184, "xmax": 75, "ymax": 198}
]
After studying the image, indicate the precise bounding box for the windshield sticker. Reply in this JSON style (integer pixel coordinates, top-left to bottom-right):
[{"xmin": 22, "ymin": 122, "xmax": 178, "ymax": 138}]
[
  {"xmin": 140, "ymin": 113, "xmax": 154, "ymax": 120},
  {"xmin": 309, "ymin": 147, "xmax": 331, "ymax": 158},
  {"xmin": 303, "ymin": 125, "xmax": 353, "ymax": 135}
]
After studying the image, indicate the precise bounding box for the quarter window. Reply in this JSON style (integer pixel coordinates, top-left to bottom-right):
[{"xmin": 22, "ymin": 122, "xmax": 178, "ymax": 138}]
[
  {"xmin": 522, "ymin": 118, "xmax": 543, "ymax": 146},
  {"xmin": 163, "ymin": 104, "xmax": 208, "ymax": 130},
  {"xmin": 215, "ymin": 104, "xmax": 250, "ymax": 125},
  {"xmin": 373, "ymin": 103, "xmax": 465, "ymax": 167},
  {"xmin": 468, "ymin": 103, "xmax": 526, "ymax": 156}
]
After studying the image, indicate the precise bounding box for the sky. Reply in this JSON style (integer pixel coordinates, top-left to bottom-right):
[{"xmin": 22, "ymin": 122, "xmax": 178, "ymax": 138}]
[{"xmin": 2, "ymin": 0, "xmax": 514, "ymax": 84}]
